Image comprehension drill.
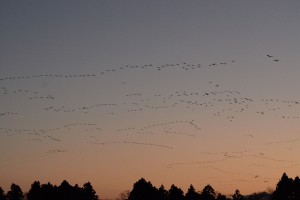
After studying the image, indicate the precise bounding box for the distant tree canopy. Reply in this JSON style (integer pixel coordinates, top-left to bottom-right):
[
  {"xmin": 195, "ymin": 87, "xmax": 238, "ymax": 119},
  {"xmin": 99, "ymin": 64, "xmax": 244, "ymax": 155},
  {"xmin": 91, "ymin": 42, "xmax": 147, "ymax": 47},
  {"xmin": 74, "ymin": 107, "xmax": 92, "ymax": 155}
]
[
  {"xmin": 7, "ymin": 184, "xmax": 23, "ymax": 200},
  {"xmin": 186, "ymin": 184, "xmax": 201, "ymax": 200},
  {"xmin": 0, "ymin": 187, "xmax": 6, "ymax": 200},
  {"xmin": 246, "ymin": 192, "xmax": 270, "ymax": 200},
  {"xmin": 128, "ymin": 178, "xmax": 160, "ymax": 200},
  {"xmin": 216, "ymin": 193, "xmax": 227, "ymax": 200},
  {"xmin": 271, "ymin": 172, "xmax": 300, "ymax": 200},
  {"xmin": 26, "ymin": 180, "xmax": 99, "ymax": 200},
  {"xmin": 232, "ymin": 189, "xmax": 244, "ymax": 200},
  {"xmin": 127, "ymin": 178, "xmax": 227, "ymax": 200},
  {"xmin": 201, "ymin": 184, "xmax": 216, "ymax": 200},
  {"xmin": 168, "ymin": 184, "xmax": 184, "ymax": 200},
  {"xmin": 3, "ymin": 173, "xmax": 300, "ymax": 200}
]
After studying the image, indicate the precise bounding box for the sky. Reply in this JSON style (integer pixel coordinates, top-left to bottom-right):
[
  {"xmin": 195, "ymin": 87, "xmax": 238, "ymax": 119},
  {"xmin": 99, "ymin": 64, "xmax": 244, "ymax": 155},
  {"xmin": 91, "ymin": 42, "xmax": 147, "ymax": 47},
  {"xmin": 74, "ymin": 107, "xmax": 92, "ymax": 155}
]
[{"xmin": 1, "ymin": 1, "xmax": 300, "ymax": 199}]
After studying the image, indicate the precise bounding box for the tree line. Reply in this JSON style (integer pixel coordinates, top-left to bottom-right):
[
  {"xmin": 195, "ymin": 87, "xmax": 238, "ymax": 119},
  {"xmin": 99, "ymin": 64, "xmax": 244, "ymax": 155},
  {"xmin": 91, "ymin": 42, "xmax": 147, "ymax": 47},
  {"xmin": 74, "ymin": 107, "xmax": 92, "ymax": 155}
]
[
  {"xmin": 0, "ymin": 180, "xmax": 98, "ymax": 200},
  {"xmin": 123, "ymin": 178, "xmax": 255, "ymax": 200},
  {"xmin": 123, "ymin": 173, "xmax": 299, "ymax": 200},
  {"xmin": 0, "ymin": 173, "xmax": 299, "ymax": 200}
]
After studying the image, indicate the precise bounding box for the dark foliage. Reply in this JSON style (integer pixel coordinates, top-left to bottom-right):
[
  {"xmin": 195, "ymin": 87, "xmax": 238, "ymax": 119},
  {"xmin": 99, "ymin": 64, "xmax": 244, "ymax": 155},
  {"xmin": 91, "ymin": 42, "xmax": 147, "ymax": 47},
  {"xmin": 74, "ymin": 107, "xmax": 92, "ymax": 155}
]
[
  {"xmin": 158, "ymin": 185, "xmax": 168, "ymax": 200},
  {"xmin": 201, "ymin": 184, "xmax": 216, "ymax": 200},
  {"xmin": 127, "ymin": 178, "xmax": 161, "ymax": 200},
  {"xmin": 26, "ymin": 180, "xmax": 99, "ymax": 200},
  {"xmin": 216, "ymin": 193, "xmax": 227, "ymax": 200},
  {"xmin": 27, "ymin": 181, "xmax": 41, "ymax": 200},
  {"xmin": 168, "ymin": 184, "xmax": 184, "ymax": 200},
  {"xmin": 2, "ymin": 172, "xmax": 300, "ymax": 200},
  {"xmin": 126, "ymin": 178, "xmax": 274, "ymax": 200},
  {"xmin": 232, "ymin": 189, "xmax": 244, "ymax": 200},
  {"xmin": 7, "ymin": 184, "xmax": 23, "ymax": 200},
  {"xmin": 0, "ymin": 187, "xmax": 6, "ymax": 200},
  {"xmin": 245, "ymin": 192, "xmax": 271, "ymax": 200},
  {"xmin": 271, "ymin": 172, "xmax": 300, "ymax": 200},
  {"xmin": 186, "ymin": 185, "xmax": 201, "ymax": 200}
]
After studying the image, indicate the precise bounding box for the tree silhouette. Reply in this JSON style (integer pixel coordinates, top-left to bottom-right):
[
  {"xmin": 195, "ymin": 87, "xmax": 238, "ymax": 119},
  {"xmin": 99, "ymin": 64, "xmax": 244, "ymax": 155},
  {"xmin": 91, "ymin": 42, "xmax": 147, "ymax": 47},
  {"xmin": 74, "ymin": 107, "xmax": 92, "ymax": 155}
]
[
  {"xmin": 57, "ymin": 180, "xmax": 73, "ymax": 200},
  {"xmin": 4, "ymin": 173, "xmax": 300, "ymax": 200},
  {"xmin": 168, "ymin": 184, "xmax": 184, "ymax": 200},
  {"xmin": 40, "ymin": 182, "xmax": 56, "ymax": 200},
  {"xmin": 246, "ymin": 191, "xmax": 271, "ymax": 200},
  {"xmin": 0, "ymin": 187, "xmax": 6, "ymax": 200},
  {"xmin": 128, "ymin": 178, "xmax": 159, "ymax": 200},
  {"xmin": 293, "ymin": 176, "xmax": 300, "ymax": 200},
  {"xmin": 27, "ymin": 181, "xmax": 42, "ymax": 200},
  {"xmin": 200, "ymin": 185, "xmax": 216, "ymax": 200},
  {"xmin": 158, "ymin": 185, "xmax": 168, "ymax": 200},
  {"xmin": 7, "ymin": 183, "xmax": 23, "ymax": 200},
  {"xmin": 216, "ymin": 193, "xmax": 227, "ymax": 200},
  {"xmin": 73, "ymin": 184, "xmax": 85, "ymax": 200},
  {"xmin": 232, "ymin": 189, "xmax": 244, "ymax": 200},
  {"xmin": 185, "ymin": 184, "xmax": 201, "ymax": 200},
  {"xmin": 272, "ymin": 172, "xmax": 293, "ymax": 200},
  {"xmin": 26, "ymin": 180, "xmax": 99, "ymax": 200},
  {"xmin": 82, "ymin": 182, "xmax": 99, "ymax": 200}
]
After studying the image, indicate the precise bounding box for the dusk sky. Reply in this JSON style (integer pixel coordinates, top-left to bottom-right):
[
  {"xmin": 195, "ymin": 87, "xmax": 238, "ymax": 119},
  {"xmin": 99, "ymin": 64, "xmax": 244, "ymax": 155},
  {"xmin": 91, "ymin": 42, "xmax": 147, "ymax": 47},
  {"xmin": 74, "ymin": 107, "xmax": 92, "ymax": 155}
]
[{"xmin": 1, "ymin": 1, "xmax": 300, "ymax": 199}]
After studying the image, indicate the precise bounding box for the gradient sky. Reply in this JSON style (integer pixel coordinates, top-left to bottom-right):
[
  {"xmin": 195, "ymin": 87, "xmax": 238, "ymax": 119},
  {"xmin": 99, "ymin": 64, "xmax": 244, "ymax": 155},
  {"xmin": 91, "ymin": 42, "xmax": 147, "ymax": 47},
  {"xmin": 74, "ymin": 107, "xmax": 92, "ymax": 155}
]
[{"xmin": 1, "ymin": 1, "xmax": 300, "ymax": 199}]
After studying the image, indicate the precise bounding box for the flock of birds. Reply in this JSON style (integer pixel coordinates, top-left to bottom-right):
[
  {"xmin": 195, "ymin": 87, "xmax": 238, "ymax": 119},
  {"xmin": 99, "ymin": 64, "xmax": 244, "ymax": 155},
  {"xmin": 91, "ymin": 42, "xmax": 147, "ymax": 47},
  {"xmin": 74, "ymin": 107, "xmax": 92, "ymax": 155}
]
[
  {"xmin": 1, "ymin": 54, "xmax": 299, "ymax": 185},
  {"xmin": 0, "ymin": 55, "xmax": 281, "ymax": 83},
  {"xmin": 0, "ymin": 55, "xmax": 297, "ymax": 139}
]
